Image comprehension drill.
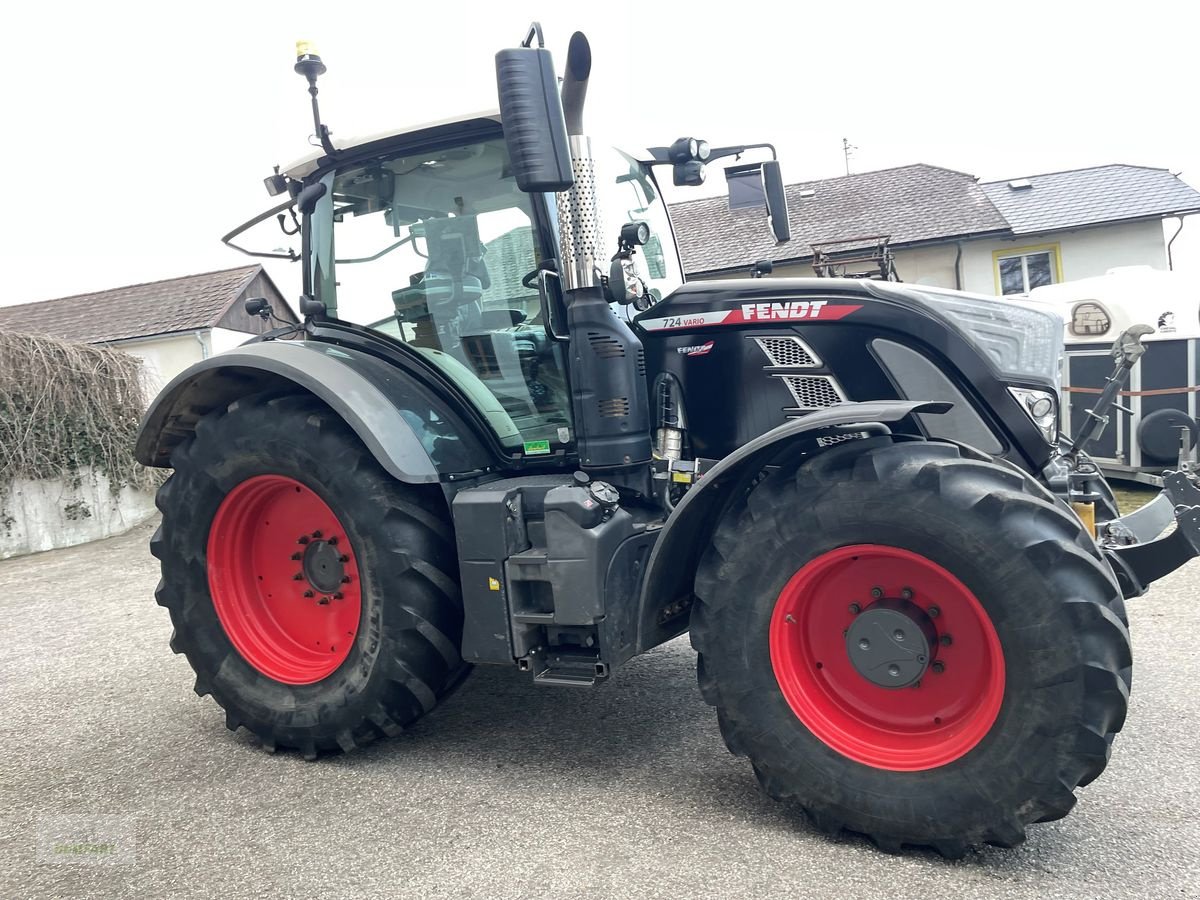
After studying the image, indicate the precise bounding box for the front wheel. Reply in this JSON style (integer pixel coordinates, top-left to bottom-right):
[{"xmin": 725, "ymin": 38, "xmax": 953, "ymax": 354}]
[
  {"xmin": 691, "ymin": 439, "xmax": 1131, "ymax": 856},
  {"xmin": 152, "ymin": 393, "xmax": 467, "ymax": 758}
]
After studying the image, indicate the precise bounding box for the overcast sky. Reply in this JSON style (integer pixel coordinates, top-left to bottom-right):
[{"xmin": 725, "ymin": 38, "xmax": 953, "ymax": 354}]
[{"xmin": 3, "ymin": 0, "xmax": 1199, "ymax": 307}]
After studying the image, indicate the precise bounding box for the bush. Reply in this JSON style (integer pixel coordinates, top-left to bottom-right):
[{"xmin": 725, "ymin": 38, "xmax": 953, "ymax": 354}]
[{"xmin": 0, "ymin": 329, "xmax": 159, "ymax": 494}]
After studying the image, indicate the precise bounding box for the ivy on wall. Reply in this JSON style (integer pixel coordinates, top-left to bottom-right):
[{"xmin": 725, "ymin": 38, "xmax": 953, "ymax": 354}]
[{"xmin": 0, "ymin": 330, "xmax": 161, "ymax": 497}]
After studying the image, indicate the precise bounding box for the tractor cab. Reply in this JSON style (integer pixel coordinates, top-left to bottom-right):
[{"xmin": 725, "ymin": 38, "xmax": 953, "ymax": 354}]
[{"xmin": 230, "ymin": 114, "xmax": 691, "ymax": 463}]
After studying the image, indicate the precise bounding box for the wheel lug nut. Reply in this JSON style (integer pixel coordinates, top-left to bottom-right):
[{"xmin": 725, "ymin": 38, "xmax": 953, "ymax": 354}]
[
  {"xmin": 303, "ymin": 590, "xmax": 314, "ymax": 598},
  {"xmin": 858, "ymin": 638, "xmax": 870, "ymax": 650},
  {"xmin": 940, "ymin": 634, "xmax": 953, "ymax": 646},
  {"xmin": 328, "ymin": 536, "xmax": 338, "ymax": 546},
  {"xmin": 848, "ymin": 602, "xmax": 861, "ymax": 615},
  {"xmin": 333, "ymin": 592, "xmax": 344, "ymax": 600},
  {"xmin": 340, "ymin": 576, "xmax": 352, "ymax": 584},
  {"xmin": 297, "ymin": 536, "xmax": 310, "ymax": 545},
  {"xmin": 292, "ymin": 573, "xmax": 304, "ymax": 581},
  {"xmin": 339, "ymin": 555, "xmax": 350, "ymax": 563},
  {"xmin": 291, "ymin": 552, "xmax": 302, "ymax": 561},
  {"xmin": 312, "ymin": 530, "xmax": 322, "ymax": 539},
  {"xmin": 928, "ymin": 606, "xmax": 940, "ymax": 618},
  {"xmin": 932, "ymin": 661, "xmax": 945, "ymax": 674},
  {"xmin": 900, "ymin": 587, "xmax": 913, "ymax": 600},
  {"xmin": 870, "ymin": 587, "xmax": 884, "ymax": 599},
  {"xmin": 317, "ymin": 597, "xmax": 330, "ymax": 605}
]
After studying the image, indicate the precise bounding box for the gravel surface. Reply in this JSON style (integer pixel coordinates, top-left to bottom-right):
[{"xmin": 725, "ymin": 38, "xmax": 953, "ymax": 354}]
[{"xmin": 1, "ymin": 517, "xmax": 1198, "ymax": 899}]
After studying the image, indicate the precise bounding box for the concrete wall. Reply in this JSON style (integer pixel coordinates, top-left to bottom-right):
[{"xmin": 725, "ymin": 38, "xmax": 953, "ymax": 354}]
[{"xmin": 0, "ymin": 468, "xmax": 158, "ymax": 560}]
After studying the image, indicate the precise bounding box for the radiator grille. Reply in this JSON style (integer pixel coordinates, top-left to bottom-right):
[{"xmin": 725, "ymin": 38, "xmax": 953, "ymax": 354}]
[
  {"xmin": 754, "ymin": 336, "xmax": 821, "ymax": 368},
  {"xmin": 778, "ymin": 375, "xmax": 845, "ymax": 410}
]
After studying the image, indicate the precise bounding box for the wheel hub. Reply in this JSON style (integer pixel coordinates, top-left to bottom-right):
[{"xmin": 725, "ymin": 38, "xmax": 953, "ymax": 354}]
[
  {"xmin": 845, "ymin": 599, "xmax": 935, "ymax": 688},
  {"xmin": 206, "ymin": 475, "xmax": 362, "ymax": 685},
  {"xmin": 302, "ymin": 539, "xmax": 345, "ymax": 594},
  {"xmin": 768, "ymin": 544, "xmax": 1005, "ymax": 770}
]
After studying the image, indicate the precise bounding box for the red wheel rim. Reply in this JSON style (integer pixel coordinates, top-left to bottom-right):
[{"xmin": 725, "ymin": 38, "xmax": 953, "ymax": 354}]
[
  {"xmin": 207, "ymin": 475, "xmax": 362, "ymax": 685},
  {"xmin": 769, "ymin": 544, "xmax": 1004, "ymax": 771}
]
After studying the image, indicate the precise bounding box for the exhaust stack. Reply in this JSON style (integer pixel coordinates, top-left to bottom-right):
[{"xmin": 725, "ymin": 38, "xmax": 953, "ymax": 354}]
[
  {"xmin": 556, "ymin": 32, "xmax": 601, "ymax": 293},
  {"xmin": 496, "ymin": 27, "xmax": 652, "ymax": 487}
]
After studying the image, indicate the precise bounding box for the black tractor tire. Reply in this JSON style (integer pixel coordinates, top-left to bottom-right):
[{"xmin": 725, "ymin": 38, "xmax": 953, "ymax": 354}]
[
  {"xmin": 691, "ymin": 438, "xmax": 1131, "ymax": 856},
  {"xmin": 151, "ymin": 393, "xmax": 467, "ymax": 758}
]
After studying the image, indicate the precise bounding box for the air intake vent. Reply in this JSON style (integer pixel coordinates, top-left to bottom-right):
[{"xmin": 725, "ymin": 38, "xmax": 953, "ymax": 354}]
[
  {"xmin": 636, "ymin": 348, "xmax": 646, "ymax": 377},
  {"xmin": 777, "ymin": 375, "xmax": 845, "ymax": 410},
  {"xmin": 598, "ymin": 397, "xmax": 630, "ymax": 417},
  {"xmin": 754, "ymin": 336, "xmax": 821, "ymax": 368},
  {"xmin": 588, "ymin": 332, "xmax": 625, "ymax": 358}
]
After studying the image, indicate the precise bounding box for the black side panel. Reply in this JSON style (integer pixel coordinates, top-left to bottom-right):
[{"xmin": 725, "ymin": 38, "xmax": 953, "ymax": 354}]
[
  {"xmin": 452, "ymin": 485, "xmax": 532, "ymax": 664},
  {"xmin": 635, "ymin": 279, "xmax": 1054, "ymax": 473},
  {"xmin": 567, "ymin": 291, "xmax": 653, "ymax": 472},
  {"xmin": 451, "ymin": 473, "xmax": 654, "ymax": 673}
]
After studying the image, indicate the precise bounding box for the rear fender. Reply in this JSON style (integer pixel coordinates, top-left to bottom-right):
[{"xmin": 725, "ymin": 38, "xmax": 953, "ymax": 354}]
[
  {"xmin": 633, "ymin": 400, "xmax": 951, "ymax": 654},
  {"xmin": 135, "ymin": 341, "xmax": 493, "ymax": 484}
]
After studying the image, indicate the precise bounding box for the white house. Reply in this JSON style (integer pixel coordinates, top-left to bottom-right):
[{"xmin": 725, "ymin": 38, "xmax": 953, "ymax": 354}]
[
  {"xmin": 0, "ymin": 265, "xmax": 297, "ymax": 394},
  {"xmin": 671, "ymin": 164, "xmax": 1200, "ymax": 294}
]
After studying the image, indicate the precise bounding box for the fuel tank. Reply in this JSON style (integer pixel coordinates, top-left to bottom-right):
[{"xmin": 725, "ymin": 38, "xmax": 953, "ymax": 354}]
[{"xmin": 632, "ymin": 277, "xmax": 1056, "ymax": 472}]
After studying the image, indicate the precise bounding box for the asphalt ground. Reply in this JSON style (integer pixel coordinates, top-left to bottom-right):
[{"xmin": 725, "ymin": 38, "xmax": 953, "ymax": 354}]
[{"xmin": 1, "ymin": 516, "xmax": 1198, "ymax": 899}]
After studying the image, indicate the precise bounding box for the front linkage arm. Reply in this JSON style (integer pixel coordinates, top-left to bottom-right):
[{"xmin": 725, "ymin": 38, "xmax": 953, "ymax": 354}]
[
  {"xmin": 1106, "ymin": 464, "xmax": 1200, "ymax": 598},
  {"xmin": 1073, "ymin": 325, "xmax": 1200, "ymax": 597}
]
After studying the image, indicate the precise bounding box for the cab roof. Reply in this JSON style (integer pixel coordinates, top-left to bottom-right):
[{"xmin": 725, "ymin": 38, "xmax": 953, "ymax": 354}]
[{"xmin": 281, "ymin": 110, "xmax": 501, "ymax": 180}]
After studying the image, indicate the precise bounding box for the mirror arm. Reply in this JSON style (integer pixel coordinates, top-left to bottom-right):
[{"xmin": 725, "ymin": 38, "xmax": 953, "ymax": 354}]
[
  {"xmin": 642, "ymin": 142, "xmax": 777, "ymax": 167},
  {"xmin": 221, "ymin": 198, "xmax": 302, "ymax": 261}
]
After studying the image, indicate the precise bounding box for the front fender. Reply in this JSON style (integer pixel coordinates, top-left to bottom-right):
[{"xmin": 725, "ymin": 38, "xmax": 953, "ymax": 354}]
[
  {"xmin": 135, "ymin": 340, "xmax": 492, "ymax": 484},
  {"xmin": 634, "ymin": 400, "xmax": 951, "ymax": 653}
]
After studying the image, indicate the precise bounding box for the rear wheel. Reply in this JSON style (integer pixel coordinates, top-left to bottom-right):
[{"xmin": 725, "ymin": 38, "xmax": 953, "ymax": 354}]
[
  {"xmin": 152, "ymin": 393, "xmax": 467, "ymax": 758},
  {"xmin": 691, "ymin": 439, "xmax": 1131, "ymax": 855}
]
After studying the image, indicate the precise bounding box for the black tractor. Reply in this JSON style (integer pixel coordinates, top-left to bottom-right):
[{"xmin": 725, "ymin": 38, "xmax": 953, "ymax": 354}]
[{"xmin": 137, "ymin": 27, "xmax": 1200, "ymax": 856}]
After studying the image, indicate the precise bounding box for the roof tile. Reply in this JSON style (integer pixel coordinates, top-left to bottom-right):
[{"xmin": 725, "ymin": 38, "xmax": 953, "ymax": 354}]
[
  {"xmin": 980, "ymin": 165, "xmax": 1200, "ymax": 234},
  {"xmin": 0, "ymin": 265, "xmax": 265, "ymax": 344},
  {"xmin": 669, "ymin": 164, "xmax": 1009, "ymax": 276}
]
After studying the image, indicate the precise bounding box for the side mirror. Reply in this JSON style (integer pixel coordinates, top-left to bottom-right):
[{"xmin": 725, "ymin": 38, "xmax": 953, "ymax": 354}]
[
  {"xmin": 762, "ymin": 160, "xmax": 791, "ymax": 244},
  {"xmin": 495, "ymin": 39, "xmax": 574, "ymax": 192}
]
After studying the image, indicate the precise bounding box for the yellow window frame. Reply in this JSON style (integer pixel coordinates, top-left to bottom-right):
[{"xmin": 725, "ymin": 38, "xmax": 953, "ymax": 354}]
[{"xmin": 992, "ymin": 242, "xmax": 1064, "ymax": 295}]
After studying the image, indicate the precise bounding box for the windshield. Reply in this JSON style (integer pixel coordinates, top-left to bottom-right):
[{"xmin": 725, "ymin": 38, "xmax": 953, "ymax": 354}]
[
  {"xmin": 316, "ymin": 135, "xmax": 571, "ymax": 453},
  {"xmin": 589, "ymin": 146, "xmax": 684, "ymax": 304}
]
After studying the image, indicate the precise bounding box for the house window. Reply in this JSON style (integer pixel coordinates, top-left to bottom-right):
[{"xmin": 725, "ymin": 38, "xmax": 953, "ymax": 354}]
[{"xmin": 994, "ymin": 244, "xmax": 1061, "ymax": 295}]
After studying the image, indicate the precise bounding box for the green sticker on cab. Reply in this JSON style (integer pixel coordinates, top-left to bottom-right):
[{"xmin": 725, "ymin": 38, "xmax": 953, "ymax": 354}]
[{"xmin": 523, "ymin": 440, "xmax": 551, "ymax": 456}]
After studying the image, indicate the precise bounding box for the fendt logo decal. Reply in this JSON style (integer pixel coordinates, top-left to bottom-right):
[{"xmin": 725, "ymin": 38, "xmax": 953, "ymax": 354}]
[
  {"xmin": 677, "ymin": 340, "xmax": 715, "ymax": 357},
  {"xmin": 640, "ymin": 301, "xmax": 861, "ymax": 331}
]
